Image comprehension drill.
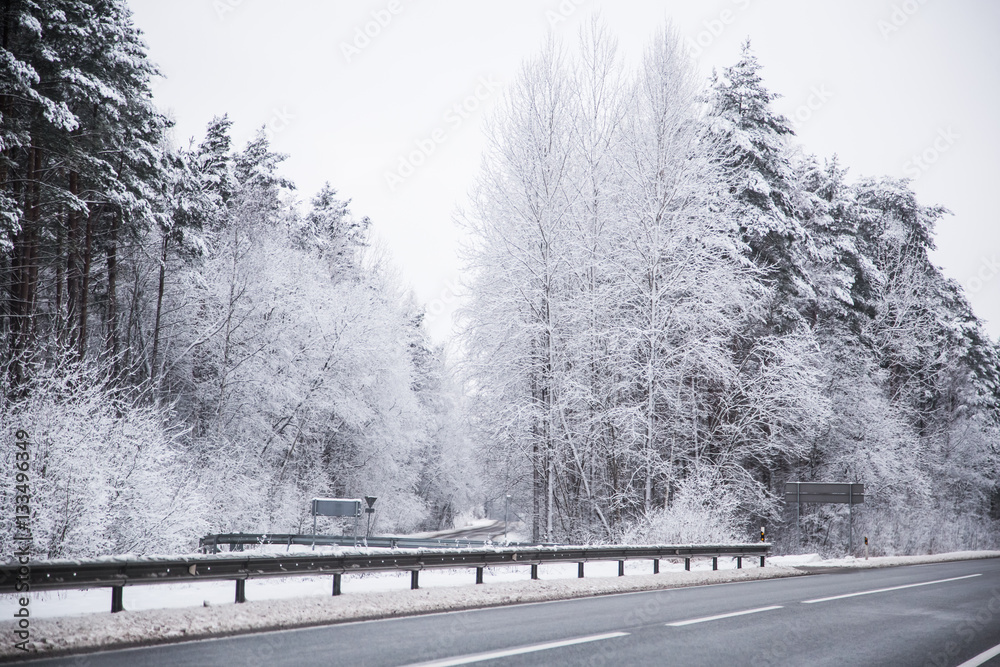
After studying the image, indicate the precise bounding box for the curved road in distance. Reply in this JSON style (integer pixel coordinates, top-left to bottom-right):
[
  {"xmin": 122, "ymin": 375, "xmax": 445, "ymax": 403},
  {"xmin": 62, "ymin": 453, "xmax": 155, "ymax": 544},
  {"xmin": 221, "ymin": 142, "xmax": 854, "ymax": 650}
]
[
  {"xmin": 411, "ymin": 519, "xmax": 509, "ymax": 541},
  {"xmin": 23, "ymin": 558, "xmax": 1000, "ymax": 667}
]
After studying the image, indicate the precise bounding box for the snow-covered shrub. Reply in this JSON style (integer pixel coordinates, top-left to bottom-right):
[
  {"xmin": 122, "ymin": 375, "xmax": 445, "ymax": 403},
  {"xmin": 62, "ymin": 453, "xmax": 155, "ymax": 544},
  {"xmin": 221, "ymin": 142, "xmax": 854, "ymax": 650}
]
[
  {"xmin": 620, "ymin": 475, "xmax": 745, "ymax": 545},
  {"xmin": 1, "ymin": 358, "xmax": 204, "ymax": 559}
]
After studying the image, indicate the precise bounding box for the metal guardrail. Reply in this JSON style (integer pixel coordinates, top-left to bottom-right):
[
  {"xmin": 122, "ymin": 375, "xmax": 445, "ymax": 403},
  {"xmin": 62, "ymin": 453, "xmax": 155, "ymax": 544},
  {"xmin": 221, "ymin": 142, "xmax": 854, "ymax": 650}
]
[
  {"xmin": 0, "ymin": 543, "xmax": 771, "ymax": 613},
  {"xmin": 198, "ymin": 532, "xmax": 549, "ymax": 553}
]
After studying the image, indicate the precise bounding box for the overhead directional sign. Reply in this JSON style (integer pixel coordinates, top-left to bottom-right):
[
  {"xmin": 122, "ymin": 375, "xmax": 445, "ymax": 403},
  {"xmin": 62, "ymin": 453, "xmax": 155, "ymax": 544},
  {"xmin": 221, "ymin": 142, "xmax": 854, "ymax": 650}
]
[{"xmin": 784, "ymin": 482, "xmax": 864, "ymax": 505}]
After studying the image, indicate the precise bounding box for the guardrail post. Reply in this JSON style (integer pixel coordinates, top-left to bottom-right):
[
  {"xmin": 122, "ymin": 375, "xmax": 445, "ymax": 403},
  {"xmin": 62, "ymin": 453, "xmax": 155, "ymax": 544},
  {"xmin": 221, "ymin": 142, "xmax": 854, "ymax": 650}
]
[
  {"xmin": 476, "ymin": 567, "xmax": 484, "ymax": 584},
  {"xmin": 332, "ymin": 573, "xmax": 342, "ymax": 596},
  {"xmin": 712, "ymin": 557, "xmax": 718, "ymax": 571},
  {"xmin": 111, "ymin": 586, "xmax": 124, "ymax": 613},
  {"xmin": 737, "ymin": 557, "xmax": 742, "ymax": 569},
  {"xmin": 653, "ymin": 559, "xmax": 659, "ymax": 574},
  {"xmin": 530, "ymin": 564, "xmax": 539, "ymax": 580},
  {"xmin": 411, "ymin": 571, "xmax": 419, "ymax": 590},
  {"xmin": 684, "ymin": 558, "xmax": 690, "ymax": 571},
  {"xmin": 760, "ymin": 555, "xmax": 765, "ymax": 567},
  {"xmin": 235, "ymin": 579, "xmax": 246, "ymax": 603},
  {"xmin": 618, "ymin": 560, "xmax": 625, "ymax": 577},
  {"xmin": 578, "ymin": 562, "xmax": 584, "ymax": 578}
]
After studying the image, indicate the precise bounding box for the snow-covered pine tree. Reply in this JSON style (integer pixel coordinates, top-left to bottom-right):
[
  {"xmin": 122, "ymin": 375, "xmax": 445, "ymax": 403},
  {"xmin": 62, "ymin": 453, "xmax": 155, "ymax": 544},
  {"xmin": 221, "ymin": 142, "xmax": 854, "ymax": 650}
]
[{"xmin": 706, "ymin": 40, "xmax": 811, "ymax": 326}]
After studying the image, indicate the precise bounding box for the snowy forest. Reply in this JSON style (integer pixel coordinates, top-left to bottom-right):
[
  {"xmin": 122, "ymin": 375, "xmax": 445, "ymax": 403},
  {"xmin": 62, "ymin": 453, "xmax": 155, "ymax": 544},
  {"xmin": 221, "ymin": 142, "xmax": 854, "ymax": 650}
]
[
  {"xmin": 0, "ymin": 0, "xmax": 476, "ymax": 558},
  {"xmin": 1, "ymin": 4, "xmax": 999, "ymax": 559}
]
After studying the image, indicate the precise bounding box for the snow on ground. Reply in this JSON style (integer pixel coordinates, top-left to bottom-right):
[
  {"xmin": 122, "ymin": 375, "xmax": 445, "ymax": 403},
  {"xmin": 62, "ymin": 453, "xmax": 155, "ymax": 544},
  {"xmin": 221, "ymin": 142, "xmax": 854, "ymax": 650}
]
[
  {"xmin": 0, "ymin": 563, "xmax": 802, "ymax": 660},
  {"xmin": 769, "ymin": 550, "xmax": 1000, "ymax": 569}
]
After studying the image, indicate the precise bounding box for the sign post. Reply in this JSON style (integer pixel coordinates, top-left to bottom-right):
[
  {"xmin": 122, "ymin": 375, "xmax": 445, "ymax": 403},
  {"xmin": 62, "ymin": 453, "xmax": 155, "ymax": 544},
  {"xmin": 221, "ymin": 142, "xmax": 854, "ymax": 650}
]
[
  {"xmin": 784, "ymin": 482, "xmax": 865, "ymax": 555},
  {"xmin": 310, "ymin": 498, "xmax": 363, "ymax": 549},
  {"xmin": 504, "ymin": 494, "xmax": 511, "ymax": 544},
  {"xmin": 364, "ymin": 496, "xmax": 377, "ymax": 540},
  {"xmin": 849, "ymin": 484, "xmax": 853, "ymax": 554}
]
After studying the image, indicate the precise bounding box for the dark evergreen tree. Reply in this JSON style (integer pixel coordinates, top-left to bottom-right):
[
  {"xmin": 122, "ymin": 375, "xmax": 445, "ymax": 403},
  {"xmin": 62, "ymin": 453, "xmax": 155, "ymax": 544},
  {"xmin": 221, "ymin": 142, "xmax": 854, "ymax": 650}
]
[{"xmin": 1, "ymin": 0, "xmax": 167, "ymax": 376}]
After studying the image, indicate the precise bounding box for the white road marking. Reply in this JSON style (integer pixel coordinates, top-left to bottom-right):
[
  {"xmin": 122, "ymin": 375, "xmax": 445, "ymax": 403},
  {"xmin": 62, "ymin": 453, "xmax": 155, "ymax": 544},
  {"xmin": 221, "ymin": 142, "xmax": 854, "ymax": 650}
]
[
  {"xmin": 801, "ymin": 573, "xmax": 981, "ymax": 604},
  {"xmin": 406, "ymin": 631, "xmax": 630, "ymax": 666},
  {"xmin": 666, "ymin": 605, "xmax": 784, "ymax": 627},
  {"xmin": 956, "ymin": 641, "xmax": 1000, "ymax": 667}
]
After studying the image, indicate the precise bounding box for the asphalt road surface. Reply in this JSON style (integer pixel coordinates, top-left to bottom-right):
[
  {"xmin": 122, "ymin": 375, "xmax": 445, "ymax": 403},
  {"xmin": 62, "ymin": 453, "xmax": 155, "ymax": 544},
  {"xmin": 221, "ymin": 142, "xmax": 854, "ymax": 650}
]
[
  {"xmin": 22, "ymin": 558, "xmax": 1000, "ymax": 667},
  {"xmin": 415, "ymin": 520, "xmax": 509, "ymax": 542}
]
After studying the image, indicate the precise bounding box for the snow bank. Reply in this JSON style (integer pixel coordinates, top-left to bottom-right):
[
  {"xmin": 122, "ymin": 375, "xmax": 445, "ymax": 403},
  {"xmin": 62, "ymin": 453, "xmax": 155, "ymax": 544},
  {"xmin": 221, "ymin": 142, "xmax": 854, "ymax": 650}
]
[
  {"xmin": 0, "ymin": 565, "xmax": 801, "ymax": 660},
  {"xmin": 772, "ymin": 550, "xmax": 1000, "ymax": 569}
]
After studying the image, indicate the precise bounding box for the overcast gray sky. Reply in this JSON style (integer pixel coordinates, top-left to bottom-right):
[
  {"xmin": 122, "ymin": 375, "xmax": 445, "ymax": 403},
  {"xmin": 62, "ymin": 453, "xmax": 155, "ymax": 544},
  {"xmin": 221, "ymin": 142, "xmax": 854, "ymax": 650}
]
[{"xmin": 129, "ymin": 0, "xmax": 1000, "ymax": 343}]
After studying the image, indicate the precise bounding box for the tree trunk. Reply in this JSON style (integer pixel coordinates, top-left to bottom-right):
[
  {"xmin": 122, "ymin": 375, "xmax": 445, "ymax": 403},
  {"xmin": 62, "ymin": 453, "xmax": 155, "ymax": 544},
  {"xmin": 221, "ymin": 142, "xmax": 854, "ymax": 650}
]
[
  {"xmin": 66, "ymin": 170, "xmax": 81, "ymax": 354},
  {"xmin": 644, "ymin": 264, "xmax": 658, "ymax": 514},
  {"xmin": 28, "ymin": 147, "xmax": 40, "ymax": 345},
  {"xmin": 531, "ymin": 337, "xmax": 541, "ymax": 543},
  {"xmin": 78, "ymin": 205, "xmax": 98, "ymax": 358},
  {"xmin": 55, "ymin": 210, "xmax": 64, "ymax": 336},
  {"xmin": 12, "ymin": 145, "xmax": 40, "ymax": 362},
  {"xmin": 106, "ymin": 211, "xmax": 119, "ymax": 373},
  {"xmin": 149, "ymin": 234, "xmax": 168, "ymax": 384}
]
